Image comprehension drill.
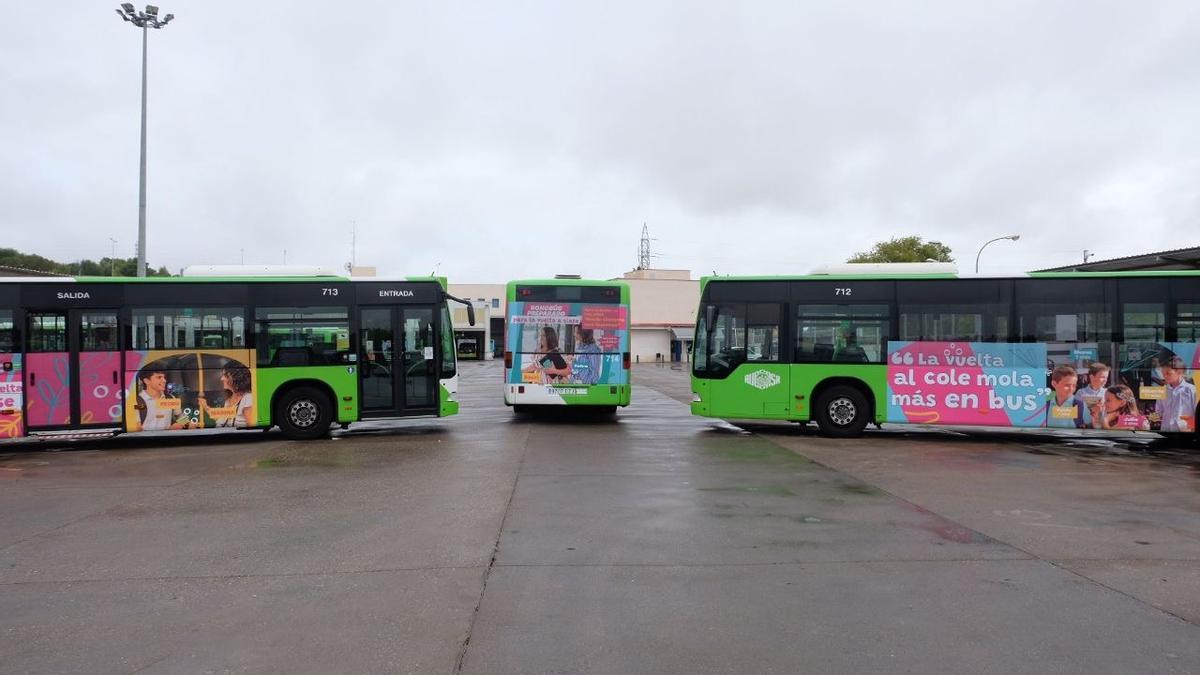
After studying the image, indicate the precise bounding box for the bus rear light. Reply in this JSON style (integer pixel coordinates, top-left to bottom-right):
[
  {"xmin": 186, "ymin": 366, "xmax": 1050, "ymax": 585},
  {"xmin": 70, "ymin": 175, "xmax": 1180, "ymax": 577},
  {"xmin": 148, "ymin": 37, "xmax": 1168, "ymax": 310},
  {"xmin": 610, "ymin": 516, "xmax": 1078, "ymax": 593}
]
[
  {"xmin": 504, "ymin": 351, "xmax": 513, "ymax": 369},
  {"xmin": 518, "ymin": 385, "xmax": 525, "ymax": 393},
  {"xmin": 622, "ymin": 352, "xmax": 631, "ymax": 369}
]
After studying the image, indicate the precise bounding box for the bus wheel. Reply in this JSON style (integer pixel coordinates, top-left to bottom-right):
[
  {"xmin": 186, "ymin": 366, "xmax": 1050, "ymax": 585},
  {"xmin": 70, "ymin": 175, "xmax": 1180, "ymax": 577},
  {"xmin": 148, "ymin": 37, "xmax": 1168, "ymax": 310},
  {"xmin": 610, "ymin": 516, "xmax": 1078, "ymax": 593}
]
[
  {"xmin": 815, "ymin": 386, "xmax": 869, "ymax": 438},
  {"xmin": 276, "ymin": 386, "xmax": 333, "ymax": 440}
]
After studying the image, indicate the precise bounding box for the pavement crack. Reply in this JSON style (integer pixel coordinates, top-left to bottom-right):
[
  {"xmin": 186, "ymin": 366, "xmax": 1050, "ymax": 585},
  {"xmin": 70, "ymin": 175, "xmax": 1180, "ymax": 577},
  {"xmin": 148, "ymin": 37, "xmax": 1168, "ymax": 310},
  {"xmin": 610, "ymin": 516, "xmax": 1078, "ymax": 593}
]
[
  {"xmin": 454, "ymin": 422, "xmax": 530, "ymax": 674},
  {"xmin": 0, "ymin": 565, "xmax": 487, "ymax": 587}
]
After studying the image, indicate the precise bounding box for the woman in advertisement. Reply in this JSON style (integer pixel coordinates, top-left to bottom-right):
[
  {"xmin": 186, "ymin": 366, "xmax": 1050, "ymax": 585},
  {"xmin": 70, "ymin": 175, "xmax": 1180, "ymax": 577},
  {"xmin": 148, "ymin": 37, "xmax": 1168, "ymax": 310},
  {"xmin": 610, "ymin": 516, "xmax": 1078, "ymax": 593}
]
[
  {"xmin": 569, "ymin": 327, "xmax": 603, "ymax": 385},
  {"xmin": 523, "ymin": 326, "xmax": 570, "ymax": 383},
  {"xmin": 202, "ymin": 362, "xmax": 255, "ymax": 428}
]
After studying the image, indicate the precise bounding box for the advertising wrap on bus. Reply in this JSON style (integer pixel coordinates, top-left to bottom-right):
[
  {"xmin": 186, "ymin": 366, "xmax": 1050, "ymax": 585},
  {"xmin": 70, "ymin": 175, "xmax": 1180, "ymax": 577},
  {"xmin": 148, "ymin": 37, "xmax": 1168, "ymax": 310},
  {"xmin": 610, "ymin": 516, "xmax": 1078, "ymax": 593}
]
[
  {"xmin": 0, "ymin": 354, "xmax": 22, "ymax": 438},
  {"xmin": 506, "ymin": 301, "xmax": 629, "ymax": 386},
  {"xmin": 887, "ymin": 341, "xmax": 1198, "ymax": 432},
  {"xmin": 124, "ymin": 349, "xmax": 258, "ymax": 432}
]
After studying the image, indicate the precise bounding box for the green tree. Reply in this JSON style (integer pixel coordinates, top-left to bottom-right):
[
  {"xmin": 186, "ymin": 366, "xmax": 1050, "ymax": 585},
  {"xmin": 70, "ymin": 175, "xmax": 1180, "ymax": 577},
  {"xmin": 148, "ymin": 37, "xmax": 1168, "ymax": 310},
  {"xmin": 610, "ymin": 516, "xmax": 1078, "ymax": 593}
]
[
  {"xmin": 847, "ymin": 236, "xmax": 954, "ymax": 263},
  {"xmin": 0, "ymin": 248, "xmax": 172, "ymax": 276}
]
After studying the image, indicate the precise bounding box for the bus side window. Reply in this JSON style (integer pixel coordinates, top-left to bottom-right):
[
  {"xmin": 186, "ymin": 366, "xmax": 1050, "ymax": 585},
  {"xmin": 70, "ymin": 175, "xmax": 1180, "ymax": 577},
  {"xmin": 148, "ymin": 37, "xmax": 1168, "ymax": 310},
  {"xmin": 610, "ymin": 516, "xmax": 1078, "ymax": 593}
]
[
  {"xmin": 796, "ymin": 304, "xmax": 889, "ymax": 364},
  {"xmin": 746, "ymin": 303, "xmax": 780, "ymax": 362},
  {"xmin": 254, "ymin": 307, "xmax": 350, "ymax": 366}
]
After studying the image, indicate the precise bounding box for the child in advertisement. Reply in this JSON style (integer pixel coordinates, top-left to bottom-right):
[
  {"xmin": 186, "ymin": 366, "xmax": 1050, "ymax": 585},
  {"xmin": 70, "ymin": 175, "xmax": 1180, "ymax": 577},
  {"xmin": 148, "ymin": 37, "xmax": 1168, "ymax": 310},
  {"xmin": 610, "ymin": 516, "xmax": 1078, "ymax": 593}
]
[
  {"xmin": 1077, "ymin": 362, "xmax": 1109, "ymax": 427},
  {"xmin": 1091, "ymin": 385, "xmax": 1150, "ymax": 430},
  {"xmin": 1044, "ymin": 365, "xmax": 1086, "ymax": 428},
  {"xmin": 1153, "ymin": 356, "xmax": 1196, "ymax": 433}
]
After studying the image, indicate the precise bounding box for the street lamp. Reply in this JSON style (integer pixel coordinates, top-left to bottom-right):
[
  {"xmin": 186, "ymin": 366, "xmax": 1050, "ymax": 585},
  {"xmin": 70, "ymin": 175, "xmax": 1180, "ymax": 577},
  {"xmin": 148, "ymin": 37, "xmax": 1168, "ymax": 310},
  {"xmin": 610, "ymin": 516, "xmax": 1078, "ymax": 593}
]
[
  {"xmin": 115, "ymin": 4, "xmax": 175, "ymax": 277},
  {"xmin": 974, "ymin": 235, "xmax": 1020, "ymax": 273}
]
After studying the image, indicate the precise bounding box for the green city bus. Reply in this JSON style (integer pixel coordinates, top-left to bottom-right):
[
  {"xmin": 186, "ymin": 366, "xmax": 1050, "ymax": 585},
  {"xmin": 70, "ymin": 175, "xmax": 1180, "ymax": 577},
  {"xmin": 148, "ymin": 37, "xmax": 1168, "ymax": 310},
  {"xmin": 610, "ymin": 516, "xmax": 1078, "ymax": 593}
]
[
  {"xmin": 690, "ymin": 270, "xmax": 1199, "ymax": 441},
  {"xmin": 504, "ymin": 278, "xmax": 632, "ymax": 412},
  {"xmin": 0, "ymin": 274, "xmax": 474, "ymax": 442}
]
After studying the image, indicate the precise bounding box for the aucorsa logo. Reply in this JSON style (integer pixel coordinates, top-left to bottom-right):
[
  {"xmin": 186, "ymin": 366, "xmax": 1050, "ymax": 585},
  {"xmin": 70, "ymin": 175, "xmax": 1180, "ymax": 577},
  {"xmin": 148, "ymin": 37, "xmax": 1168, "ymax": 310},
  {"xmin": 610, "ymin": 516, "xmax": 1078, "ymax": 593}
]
[{"xmin": 744, "ymin": 369, "xmax": 781, "ymax": 390}]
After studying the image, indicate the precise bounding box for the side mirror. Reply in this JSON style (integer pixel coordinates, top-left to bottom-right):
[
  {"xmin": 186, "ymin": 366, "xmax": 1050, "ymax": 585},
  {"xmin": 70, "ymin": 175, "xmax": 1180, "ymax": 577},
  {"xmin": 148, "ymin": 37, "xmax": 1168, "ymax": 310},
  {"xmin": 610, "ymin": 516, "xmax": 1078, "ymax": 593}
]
[{"xmin": 445, "ymin": 293, "xmax": 476, "ymax": 326}]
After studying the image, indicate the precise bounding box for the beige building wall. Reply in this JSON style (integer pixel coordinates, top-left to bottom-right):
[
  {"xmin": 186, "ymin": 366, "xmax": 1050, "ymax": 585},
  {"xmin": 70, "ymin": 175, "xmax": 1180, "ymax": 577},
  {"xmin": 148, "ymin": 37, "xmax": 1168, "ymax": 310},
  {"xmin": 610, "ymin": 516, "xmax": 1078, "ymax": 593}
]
[
  {"xmin": 617, "ymin": 269, "xmax": 700, "ymax": 363},
  {"xmin": 448, "ymin": 283, "xmax": 507, "ymax": 316},
  {"xmin": 448, "ymin": 284, "xmax": 504, "ymax": 360}
]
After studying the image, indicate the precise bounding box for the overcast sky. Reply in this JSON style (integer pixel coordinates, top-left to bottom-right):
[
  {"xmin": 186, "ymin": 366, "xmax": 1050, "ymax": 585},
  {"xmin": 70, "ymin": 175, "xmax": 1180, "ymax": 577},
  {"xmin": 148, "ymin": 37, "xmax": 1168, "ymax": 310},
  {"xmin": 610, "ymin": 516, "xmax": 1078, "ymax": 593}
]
[{"xmin": 2, "ymin": 1, "xmax": 1197, "ymax": 280}]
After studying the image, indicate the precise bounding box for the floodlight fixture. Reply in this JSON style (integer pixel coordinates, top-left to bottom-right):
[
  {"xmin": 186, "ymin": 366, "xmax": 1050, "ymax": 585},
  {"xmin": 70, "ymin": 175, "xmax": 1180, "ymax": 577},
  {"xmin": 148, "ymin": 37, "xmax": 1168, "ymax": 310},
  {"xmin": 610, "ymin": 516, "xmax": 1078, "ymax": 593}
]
[{"xmin": 145, "ymin": 5, "xmax": 158, "ymax": 16}]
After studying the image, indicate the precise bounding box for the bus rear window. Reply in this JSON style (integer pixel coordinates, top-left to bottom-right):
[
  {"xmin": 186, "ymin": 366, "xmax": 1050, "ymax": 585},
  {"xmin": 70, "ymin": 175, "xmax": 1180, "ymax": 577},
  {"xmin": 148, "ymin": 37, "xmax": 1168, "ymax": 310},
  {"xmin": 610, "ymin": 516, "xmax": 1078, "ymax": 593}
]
[{"xmin": 515, "ymin": 286, "xmax": 621, "ymax": 303}]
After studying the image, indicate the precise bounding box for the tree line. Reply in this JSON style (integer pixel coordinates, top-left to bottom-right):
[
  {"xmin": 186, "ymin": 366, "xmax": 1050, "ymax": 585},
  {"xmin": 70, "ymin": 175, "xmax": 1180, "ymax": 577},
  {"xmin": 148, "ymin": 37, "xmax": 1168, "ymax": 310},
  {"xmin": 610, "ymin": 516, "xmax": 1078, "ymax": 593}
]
[
  {"xmin": 0, "ymin": 248, "xmax": 171, "ymax": 277},
  {"xmin": 847, "ymin": 236, "xmax": 953, "ymax": 263}
]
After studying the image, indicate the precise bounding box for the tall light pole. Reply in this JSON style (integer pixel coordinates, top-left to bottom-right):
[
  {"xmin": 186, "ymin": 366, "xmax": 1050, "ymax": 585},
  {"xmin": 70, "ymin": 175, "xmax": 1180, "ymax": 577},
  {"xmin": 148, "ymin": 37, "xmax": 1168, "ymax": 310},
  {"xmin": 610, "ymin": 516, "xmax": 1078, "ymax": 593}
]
[
  {"xmin": 109, "ymin": 238, "xmax": 118, "ymax": 276},
  {"xmin": 116, "ymin": 4, "xmax": 174, "ymax": 277},
  {"xmin": 975, "ymin": 235, "xmax": 1020, "ymax": 273}
]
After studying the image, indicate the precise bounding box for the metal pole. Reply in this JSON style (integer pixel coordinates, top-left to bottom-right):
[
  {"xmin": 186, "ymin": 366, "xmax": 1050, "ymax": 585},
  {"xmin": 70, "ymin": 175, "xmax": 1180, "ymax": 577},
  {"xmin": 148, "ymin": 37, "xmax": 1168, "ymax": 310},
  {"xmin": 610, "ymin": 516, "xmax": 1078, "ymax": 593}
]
[
  {"xmin": 137, "ymin": 23, "xmax": 149, "ymax": 277},
  {"xmin": 974, "ymin": 236, "xmax": 1018, "ymax": 273}
]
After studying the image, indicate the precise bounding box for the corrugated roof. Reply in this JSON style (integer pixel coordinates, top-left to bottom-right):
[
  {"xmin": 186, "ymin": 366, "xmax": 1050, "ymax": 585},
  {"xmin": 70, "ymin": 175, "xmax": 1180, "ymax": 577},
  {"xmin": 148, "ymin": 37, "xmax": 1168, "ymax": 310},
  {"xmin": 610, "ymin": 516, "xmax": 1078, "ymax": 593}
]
[{"xmin": 1033, "ymin": 246, "xmax": 1200, "ymax": 272}]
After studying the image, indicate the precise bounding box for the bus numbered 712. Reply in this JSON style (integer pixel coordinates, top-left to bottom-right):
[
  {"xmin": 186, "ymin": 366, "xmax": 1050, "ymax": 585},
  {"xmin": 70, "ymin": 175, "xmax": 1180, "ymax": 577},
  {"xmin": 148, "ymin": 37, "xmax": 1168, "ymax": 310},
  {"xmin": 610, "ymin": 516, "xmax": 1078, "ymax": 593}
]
[
  {"xmin": 503, "ymin": 278, "xmax": 631, "ymax": 413},
  {"xmin": 0, "ymin": 271, "xmax": 474, "ymax": 442},
  {"xmin": 690, "ymin": 266, "xmax": 1199, "ymax": 443}
]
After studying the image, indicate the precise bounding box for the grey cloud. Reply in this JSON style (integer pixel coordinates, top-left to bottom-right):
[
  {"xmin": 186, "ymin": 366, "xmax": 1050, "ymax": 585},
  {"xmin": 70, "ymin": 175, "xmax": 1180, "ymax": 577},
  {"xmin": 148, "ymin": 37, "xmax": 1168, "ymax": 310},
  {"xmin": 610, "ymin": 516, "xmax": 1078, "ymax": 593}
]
[{"xmin": 1, "ymin": 1, "xmax": 1197, "ymax": 280}]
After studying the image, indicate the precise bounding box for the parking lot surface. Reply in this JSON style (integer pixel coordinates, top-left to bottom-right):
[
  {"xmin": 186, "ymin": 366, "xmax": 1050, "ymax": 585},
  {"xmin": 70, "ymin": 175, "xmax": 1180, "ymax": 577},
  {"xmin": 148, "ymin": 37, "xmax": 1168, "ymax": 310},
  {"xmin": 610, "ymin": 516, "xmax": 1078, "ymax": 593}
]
[{"xmin": 2, "ymin": 361, "xmax": 1198, "ymax": 674}]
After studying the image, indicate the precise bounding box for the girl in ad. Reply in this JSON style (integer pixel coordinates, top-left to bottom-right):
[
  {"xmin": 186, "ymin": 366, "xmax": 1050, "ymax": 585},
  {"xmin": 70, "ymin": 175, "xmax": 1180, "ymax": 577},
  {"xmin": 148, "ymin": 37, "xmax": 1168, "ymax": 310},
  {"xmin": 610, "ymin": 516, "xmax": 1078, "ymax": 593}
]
[
  {"xmin": 202, "ymin": 362, "xmax": 255, "ymax": 428},
  {"xmin": 1090, "ymin": 384, "xmax": 1150, "ymax": 430}
]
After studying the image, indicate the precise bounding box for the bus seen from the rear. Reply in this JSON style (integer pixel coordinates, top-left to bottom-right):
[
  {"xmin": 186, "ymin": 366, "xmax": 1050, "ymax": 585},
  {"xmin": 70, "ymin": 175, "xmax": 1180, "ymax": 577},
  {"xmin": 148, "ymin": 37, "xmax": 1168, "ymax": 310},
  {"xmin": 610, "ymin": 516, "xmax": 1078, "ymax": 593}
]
[{"xmin": 503, "ymin": 278, "xmax": 631, "ymax": 412}]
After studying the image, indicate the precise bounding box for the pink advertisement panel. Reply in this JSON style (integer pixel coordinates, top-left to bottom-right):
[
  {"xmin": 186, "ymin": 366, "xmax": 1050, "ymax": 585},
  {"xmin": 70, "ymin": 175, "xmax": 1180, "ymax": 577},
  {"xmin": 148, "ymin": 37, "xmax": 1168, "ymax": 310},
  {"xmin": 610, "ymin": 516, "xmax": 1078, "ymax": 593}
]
[
  {"xmin": 78, "ymin": 351, "xmax": 123, "ymax": 425},
  {"xmin": 0, "ymin": 353, "xmax": 24, "ymax": 438},
  {"xmin": 25, "ymin": 352, "xmax": 71, "ymax": 427}
]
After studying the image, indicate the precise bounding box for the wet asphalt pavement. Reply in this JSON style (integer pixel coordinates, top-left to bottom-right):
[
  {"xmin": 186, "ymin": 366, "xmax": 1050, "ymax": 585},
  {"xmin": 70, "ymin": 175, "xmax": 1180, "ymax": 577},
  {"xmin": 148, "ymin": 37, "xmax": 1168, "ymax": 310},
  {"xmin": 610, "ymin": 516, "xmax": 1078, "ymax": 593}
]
[{"xmin": 1, "ymin": 361, "xmax": 1198, "ymax": 674}]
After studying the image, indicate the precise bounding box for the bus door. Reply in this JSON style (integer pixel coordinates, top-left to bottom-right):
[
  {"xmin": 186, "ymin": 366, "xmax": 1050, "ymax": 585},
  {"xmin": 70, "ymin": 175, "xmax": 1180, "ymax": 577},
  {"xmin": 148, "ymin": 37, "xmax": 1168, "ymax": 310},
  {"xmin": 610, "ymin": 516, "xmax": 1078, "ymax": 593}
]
[
  {"xmin": 707, "ymin": 302, "xmax": 791, "ymax": 419},
  {"xmin": 358, "ymin": 305, "xmax": 437, "ymax": 416},
  {"xmin": 24, "ymin": 309, "xmax": 123, "ymax": 430}
]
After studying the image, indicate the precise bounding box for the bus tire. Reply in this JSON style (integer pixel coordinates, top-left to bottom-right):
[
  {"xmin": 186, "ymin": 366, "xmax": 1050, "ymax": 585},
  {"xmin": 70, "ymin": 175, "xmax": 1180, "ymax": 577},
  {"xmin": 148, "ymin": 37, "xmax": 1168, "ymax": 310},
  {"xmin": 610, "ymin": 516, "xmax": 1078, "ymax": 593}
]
[
  {"xmin": 814, "ymin": 385, "xmax": 870, "ymax": 438},
  {"xmin": 275, "ymin": 386, "xmax": 333, "ymax": 440}
]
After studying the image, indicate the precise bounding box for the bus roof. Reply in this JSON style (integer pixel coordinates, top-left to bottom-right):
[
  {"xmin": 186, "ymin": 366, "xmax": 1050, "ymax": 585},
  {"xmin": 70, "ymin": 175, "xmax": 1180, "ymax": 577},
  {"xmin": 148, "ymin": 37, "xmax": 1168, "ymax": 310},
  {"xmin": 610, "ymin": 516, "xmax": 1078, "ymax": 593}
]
[
  {"xmin": 0, "ymin": 275, "xmax": 449, "ymax": 290},
  {"xmin": 506, "ymin": 278, "xmax": 631, "ymax": 288},
  {"xmin": 699, "ymin": 269, "xmax": 1200, "ymax": 289}
]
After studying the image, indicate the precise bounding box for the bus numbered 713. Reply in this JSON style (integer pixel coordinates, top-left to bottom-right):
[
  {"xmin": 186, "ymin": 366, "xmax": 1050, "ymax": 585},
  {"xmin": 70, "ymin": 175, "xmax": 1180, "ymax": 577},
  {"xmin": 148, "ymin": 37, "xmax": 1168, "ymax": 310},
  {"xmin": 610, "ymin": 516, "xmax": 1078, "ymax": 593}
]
[
  {"xmin": 0, "ymin": 271, "xmax": 474, "ymax": 442},
  {"xmin": 690, "ymin": 266, "xmax": 1199, "ymax": 443},
  {"xmin": 503, "ymin": 278, "xmax": 631, "ymax": 413}
]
